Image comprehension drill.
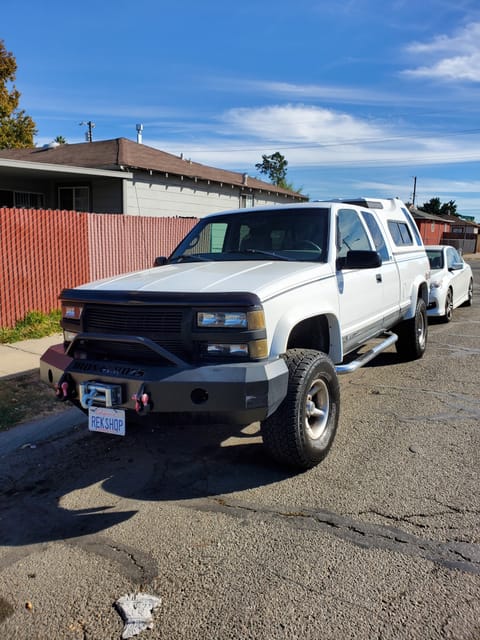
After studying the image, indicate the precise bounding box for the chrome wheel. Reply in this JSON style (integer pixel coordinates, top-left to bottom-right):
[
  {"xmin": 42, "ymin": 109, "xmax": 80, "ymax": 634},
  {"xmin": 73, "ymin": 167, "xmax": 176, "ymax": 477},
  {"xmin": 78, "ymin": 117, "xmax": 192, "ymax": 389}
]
[
  {"xmin": 305, "ymin": 378, "xmax": 330, "ymax": 440},
  {"xmin": 261, "ymin": 349, "xmax": 340, "ymax": 469},
  {"xmin": 444, "ymin": 289, "xmax": 453, "ymax": 322},
  {"xmin": 417, "ymin": 308, "xmax": 427, "ymax": 349}
]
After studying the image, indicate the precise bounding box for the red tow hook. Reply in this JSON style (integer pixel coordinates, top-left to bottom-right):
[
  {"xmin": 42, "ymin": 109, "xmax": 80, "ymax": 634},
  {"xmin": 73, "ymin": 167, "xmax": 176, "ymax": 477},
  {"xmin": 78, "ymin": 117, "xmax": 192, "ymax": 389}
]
[
  {"xmin": 55, "ymin": 375, "xmax": 72, "ymax": 402},
  {"xmin": 131, "ymin": 384, "xmax": 152, "ymax": 415}
]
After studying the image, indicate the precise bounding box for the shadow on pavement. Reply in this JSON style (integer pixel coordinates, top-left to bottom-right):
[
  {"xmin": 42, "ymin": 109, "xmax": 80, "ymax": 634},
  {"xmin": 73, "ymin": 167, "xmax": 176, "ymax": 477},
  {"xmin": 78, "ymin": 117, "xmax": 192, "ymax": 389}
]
[{"xmin": 0, "ymin": 419, "xmax": 293, "ymax": 547}]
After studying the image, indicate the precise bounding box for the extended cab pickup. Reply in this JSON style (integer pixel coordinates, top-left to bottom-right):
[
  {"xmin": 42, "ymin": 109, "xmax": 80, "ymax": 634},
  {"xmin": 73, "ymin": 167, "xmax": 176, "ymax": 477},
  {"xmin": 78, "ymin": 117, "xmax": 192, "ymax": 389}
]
[{"xmin": 40, "ymin": 198, "xmax": 430, "ymax": 469}]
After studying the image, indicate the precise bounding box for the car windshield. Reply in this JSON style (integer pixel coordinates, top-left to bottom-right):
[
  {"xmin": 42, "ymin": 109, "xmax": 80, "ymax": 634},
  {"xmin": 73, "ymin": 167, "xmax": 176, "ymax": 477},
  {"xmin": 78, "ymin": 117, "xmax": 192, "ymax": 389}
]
[
  {"xmin": 426, "ymin": 249, "xmax": 444, "ymax": 270},
  {"xmin": 168, "ymin": 208, "xmax": 330, "ymax": 263}
]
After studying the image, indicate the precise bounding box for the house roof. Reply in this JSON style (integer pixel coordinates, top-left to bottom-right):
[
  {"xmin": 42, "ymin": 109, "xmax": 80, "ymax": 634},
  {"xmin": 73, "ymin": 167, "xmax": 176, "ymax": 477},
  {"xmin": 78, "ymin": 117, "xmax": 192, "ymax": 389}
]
[
  {"xmin": 410, "ymin": 208, "xmax": 450, "ymax": 224},
  {"xmin": 411, "ymin": 207, "xmax": 479, "ymax": 228},
  {"xmin": 0, "ymin": 138, "xmax": 307, "ymax": 200}
]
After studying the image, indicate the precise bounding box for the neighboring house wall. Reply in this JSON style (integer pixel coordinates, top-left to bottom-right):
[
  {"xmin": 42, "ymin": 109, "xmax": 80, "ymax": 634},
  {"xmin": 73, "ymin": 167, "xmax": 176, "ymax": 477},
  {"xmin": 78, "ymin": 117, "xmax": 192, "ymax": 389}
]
[
  {"xmin": 416, "ymin": 219, "xmax": 450, "ymax": 245},
  {"xmin": 0, "ymin": 207, "xmax": 197, "ymax": 327},
  {"xmin": 124, "ymin": 173, "xmax": 296, "ymax": 217},
  {"xmin": 442, "ymin": 232, "xmax": 479, "ymax": 255}
]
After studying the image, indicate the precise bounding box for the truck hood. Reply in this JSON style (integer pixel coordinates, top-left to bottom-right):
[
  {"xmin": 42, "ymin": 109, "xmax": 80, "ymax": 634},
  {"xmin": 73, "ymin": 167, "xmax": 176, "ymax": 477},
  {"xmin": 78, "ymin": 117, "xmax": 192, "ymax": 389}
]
[{"xmin": 76, "ymin": 260, "xmax": 333, "ymax": 302}]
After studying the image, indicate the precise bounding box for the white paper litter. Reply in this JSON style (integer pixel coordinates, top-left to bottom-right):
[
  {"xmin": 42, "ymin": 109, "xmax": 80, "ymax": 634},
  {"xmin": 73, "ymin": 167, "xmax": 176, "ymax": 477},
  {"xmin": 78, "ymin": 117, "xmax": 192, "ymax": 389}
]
[{"xmin": 115, "ymin": 592, "xmax": 162, "ymax": 639}]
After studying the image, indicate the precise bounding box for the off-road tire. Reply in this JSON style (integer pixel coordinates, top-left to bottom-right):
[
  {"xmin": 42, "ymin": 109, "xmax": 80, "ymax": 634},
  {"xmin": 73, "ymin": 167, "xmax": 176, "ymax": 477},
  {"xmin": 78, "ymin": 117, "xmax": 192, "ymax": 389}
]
[
  {"xmin": 394, "ymin": 298, "xmax": 428, "ymax": 360},
  {"xmin": 261, "ymin": 349, "xmax": 340, "ymax": 470}
]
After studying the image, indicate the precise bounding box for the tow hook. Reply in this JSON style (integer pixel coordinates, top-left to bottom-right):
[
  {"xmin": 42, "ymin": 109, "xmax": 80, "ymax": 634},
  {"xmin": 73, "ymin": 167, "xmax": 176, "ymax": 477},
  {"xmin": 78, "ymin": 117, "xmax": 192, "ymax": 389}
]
[
  {"xmin": 55, "ymin": 374, "xmax": 73, "ymax": 402},
  {"xmin": 132, "ymin": 384, "xmax": 152, "ymax": 415}
]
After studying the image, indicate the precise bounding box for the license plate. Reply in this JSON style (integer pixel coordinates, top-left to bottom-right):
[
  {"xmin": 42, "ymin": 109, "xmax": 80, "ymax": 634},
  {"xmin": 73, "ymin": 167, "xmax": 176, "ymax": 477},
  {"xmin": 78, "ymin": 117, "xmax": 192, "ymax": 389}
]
[{"xmin": 88, "ymin": 407, "xmax": 126, "ymax": 436}]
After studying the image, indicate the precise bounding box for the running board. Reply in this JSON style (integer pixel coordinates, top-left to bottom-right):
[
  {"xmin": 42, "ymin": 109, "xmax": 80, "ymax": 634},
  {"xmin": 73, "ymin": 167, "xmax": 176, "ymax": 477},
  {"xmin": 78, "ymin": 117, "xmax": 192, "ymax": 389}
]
[{"xmin": 336, "ymin": 331, "xmax": 398, "ymax": 375}]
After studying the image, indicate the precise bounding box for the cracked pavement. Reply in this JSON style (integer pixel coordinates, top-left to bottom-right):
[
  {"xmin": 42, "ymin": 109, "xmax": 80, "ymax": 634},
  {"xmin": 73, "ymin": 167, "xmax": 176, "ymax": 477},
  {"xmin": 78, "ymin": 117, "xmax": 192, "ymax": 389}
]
[{"xmin": 0, "ymin": 261, "xmax": 479, "ymax": 639}]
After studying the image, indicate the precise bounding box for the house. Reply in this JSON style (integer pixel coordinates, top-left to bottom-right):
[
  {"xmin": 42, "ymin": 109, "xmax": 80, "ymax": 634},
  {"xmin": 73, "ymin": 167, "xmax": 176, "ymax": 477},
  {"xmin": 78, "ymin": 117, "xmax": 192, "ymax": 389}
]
[
  {"xmin": 410, "ymin": 208, "xmax": 452, "ymax": 245},
  {"xmin": 411, "ymin": 207, "xmax": 479, "ymax": 254},
  {"xmin": 0, "ymin": 138, "xmax": 306, "ymax": 217}
]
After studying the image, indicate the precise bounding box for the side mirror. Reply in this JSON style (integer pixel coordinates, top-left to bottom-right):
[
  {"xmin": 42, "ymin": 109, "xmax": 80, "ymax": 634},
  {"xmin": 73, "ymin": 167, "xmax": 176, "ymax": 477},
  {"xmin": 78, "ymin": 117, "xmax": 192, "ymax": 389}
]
[
  {"xmin": 341, "ymin": 250, "xmax": 382, "ymax": 269},
  {"xmin": 154, "ymin": 256, "xmax": 167, "ymax": 267},
  {"xmin": 450, "ymin": 261, "xmax": 464, "ymax": 271}
]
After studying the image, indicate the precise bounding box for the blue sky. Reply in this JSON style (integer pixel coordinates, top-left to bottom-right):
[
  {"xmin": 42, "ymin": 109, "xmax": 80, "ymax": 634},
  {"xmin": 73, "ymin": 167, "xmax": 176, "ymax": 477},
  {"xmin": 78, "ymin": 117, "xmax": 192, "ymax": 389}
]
[{"xmin": 3, "ymin": 0, "xmax": 480, "ymax": 219}]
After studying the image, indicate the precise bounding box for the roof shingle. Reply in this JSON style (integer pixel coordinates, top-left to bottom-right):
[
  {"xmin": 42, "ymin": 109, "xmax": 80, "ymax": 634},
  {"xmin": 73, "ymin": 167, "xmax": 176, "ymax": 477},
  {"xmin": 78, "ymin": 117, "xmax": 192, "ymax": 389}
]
[{"xmin": 0, "ymin": 138, "xmax": 306, "ymax": 199}]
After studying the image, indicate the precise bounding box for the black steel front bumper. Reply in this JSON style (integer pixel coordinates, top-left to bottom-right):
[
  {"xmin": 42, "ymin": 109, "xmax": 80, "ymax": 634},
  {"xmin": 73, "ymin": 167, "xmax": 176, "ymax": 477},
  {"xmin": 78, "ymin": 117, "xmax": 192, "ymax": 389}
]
[{"xmin": 40, "ymin": 343, "xmax": 289, "ymax": 425}]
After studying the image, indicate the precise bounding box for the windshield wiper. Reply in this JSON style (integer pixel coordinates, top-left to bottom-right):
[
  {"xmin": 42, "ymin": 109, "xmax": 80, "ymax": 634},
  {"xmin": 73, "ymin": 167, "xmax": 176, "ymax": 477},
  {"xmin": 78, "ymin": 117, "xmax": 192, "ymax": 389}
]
[
  {"xmin": 239, "ymin": 249, "xmax": 292, "ymax": 261},
  {"xmin": 168, "ymin": 254, "xmax": 211, "ymax": 263}
]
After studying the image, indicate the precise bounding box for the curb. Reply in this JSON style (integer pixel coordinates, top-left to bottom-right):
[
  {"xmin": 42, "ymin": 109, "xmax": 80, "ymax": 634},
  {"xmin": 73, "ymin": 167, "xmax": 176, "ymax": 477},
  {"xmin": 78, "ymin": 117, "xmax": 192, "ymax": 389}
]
[{"xmin": 0, "ymin": 407, "xmax": 87, "ymax": 457}]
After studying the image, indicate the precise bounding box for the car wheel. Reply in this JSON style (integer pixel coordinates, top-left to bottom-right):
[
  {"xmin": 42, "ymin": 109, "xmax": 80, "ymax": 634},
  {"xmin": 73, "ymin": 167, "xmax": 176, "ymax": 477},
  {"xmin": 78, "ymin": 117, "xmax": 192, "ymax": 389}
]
[
  {"xmin": 443, "ymin": 288, "xmax": 453, "ymax": 323},
  {"xmin": 462, "ymin": 279, "xmax": 473, "ymax": 307},
  {"xmin": 261, "ymin": 349, "xmax": 340, "ymax": 470},
  {"xmin": 395, "ymin": 298, "xmax": 428, "ymax": 360}
]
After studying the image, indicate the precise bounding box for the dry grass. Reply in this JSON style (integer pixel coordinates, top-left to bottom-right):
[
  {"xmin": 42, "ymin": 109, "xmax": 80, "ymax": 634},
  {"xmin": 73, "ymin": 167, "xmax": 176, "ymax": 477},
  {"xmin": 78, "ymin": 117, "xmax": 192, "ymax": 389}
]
[{"xmin": 0, "ymin": 371, "xmax": 68, "ymax": 432}]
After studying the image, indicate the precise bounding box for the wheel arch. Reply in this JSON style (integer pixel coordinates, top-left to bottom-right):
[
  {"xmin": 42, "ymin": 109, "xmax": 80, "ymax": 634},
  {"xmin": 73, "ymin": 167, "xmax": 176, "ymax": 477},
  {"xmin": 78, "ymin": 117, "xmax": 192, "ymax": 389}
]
[
  {"xmin": 405, "ymin": 279, "xmax": 429, "ymax": 319},
  {"xmin": 270, "ymin": 312, "xmax": 342, "ymax": 363}
]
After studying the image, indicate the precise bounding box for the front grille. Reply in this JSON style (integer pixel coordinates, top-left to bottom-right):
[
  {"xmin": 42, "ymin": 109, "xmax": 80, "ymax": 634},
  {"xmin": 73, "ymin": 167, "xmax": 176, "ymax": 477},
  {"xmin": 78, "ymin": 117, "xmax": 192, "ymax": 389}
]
[
  {"xmin": 85, "ymin": 305, "xmax": 184, "ymax": 334},
  {"xmin": 80, "ymin": 304, "xmax": 190, "ymax": 364}
]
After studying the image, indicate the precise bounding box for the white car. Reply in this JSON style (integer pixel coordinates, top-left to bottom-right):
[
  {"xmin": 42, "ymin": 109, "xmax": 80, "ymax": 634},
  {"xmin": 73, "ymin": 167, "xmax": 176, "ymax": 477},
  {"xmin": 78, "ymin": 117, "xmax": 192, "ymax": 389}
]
[{"xmin": 426, "ymin": 245, "xmax": 473, "ymax": 322}]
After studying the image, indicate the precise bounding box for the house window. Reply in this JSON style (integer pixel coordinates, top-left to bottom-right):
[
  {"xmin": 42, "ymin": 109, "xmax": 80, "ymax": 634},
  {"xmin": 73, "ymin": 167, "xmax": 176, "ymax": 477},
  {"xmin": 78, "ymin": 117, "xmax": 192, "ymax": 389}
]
[
  {"xmin": 0, "ymin": 189, "xmax": 44, "ymax": 208},
  {"xmin": 58, "ymin": 186, "xmax": 90, "ymax": 212},
  {"xmin": 240, "ymin": 194, "xmax": 254, "ymax": 208},
  {"xmin": 15, "ymin": 191, "xmax": 45, "ymax": 208}
]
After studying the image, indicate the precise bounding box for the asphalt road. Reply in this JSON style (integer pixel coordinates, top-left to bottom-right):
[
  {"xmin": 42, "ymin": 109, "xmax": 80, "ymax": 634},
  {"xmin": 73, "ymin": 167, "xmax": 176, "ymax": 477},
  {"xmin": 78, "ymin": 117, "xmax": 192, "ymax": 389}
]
[{"xmin": 1, "ymin": 260, "xmax": 479, "ymax": 640}]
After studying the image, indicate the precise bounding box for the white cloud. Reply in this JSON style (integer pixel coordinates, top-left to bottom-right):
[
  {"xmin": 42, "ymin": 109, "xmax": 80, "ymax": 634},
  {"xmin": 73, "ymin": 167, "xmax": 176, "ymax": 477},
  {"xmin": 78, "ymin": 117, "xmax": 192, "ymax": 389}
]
[
  {"xmin": 222, "ymin": 78, "xmax": 443, "ymax": 107},
  {"xmin": 403, "ymin": 22, "xmax": 480, "ymax": 82},
  {"xmin": 220, "ymin": 105, "xmax": 386, "ymax": 144},
  {"xmin": 150, "ymin": 102, "xmax": 480, "ymax": 171}
]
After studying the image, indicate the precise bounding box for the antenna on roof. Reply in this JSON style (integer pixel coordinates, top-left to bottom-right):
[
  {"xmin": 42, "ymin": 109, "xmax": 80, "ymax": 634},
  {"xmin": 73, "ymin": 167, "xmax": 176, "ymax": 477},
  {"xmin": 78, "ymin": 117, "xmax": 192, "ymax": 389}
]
[
  {"xmin": 136, "ymin": 124, "xmax": 143, "ymax": 144},
  {"xmin": 79, "ymin": 121, "xmax": 95, "ymax": 142}
]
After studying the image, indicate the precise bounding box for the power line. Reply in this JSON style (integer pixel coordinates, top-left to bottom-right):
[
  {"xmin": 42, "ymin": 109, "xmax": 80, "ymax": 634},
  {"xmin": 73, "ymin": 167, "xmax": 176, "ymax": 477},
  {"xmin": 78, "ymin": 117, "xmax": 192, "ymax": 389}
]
[{"xmin": 182, "ymin": 127, "xmax": 480, "ymax": 154}]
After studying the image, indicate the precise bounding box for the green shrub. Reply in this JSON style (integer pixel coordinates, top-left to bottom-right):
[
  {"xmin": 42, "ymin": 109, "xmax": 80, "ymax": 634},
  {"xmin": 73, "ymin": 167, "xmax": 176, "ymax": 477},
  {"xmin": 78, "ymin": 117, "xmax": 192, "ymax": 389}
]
[{"xmin": 0, "ymin": 309, "xmax": 62, "ymax": 344}]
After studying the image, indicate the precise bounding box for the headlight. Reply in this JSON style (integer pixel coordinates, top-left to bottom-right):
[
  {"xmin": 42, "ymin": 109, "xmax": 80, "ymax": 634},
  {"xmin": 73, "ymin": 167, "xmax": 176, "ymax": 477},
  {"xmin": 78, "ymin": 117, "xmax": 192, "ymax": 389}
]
[
  {"xmin": 197, "ymin": 309, "xmax": 265, "ymax": 330},
  {"xmin": 206, "ymin": 343, "xmax": 249, "ymax": 356},
  {"xmin": 197, "ymin": 311, "xmax": 247, "ymax": 328},
  {"xmin": 430, "ymin": 279, "xmax": 444, "ymax": 290},
  {"xmin": 62, "ymin": 303, "xmax": 84, "ymax": 320},
  {"xmin": 197, "ymin": 308, "xmax": 268, "ymax": 360},
  {"xmin": 204, "ymin": 339, "xmax": 268, "ymax": 359},
  {"xmin": 63, "ymin": 330, "xmax": 78, "ymax": 342}
]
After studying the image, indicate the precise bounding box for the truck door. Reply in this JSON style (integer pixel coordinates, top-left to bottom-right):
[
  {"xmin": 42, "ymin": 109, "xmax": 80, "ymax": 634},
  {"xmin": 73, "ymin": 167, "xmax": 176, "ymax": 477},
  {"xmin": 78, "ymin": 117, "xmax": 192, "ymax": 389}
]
[
  {"xmin": 336, "ymin": 208, "xmax": 385, "ymax": 352},
  {"xmin": 360, "ymin": 210, "xmax": 401, "ymax": 328}
]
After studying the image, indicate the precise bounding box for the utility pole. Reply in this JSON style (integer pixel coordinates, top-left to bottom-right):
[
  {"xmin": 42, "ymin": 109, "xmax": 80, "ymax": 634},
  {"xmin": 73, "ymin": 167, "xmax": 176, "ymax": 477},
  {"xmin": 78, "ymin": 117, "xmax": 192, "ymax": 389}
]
[
  {"xmin": 412, "ymin": 176, "xmax": 417, "ymax": 207},
  {"xmin": 80, "ymin": 121, "xmax": 95, "ymax": 142}
]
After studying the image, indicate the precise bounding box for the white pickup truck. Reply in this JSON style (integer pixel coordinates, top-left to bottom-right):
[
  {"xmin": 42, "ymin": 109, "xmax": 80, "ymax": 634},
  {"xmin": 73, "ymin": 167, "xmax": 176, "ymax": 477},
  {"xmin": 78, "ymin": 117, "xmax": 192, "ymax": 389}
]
[{"xmin": 41, "ymin": 197, "xmax": 430, "ymax": 469}]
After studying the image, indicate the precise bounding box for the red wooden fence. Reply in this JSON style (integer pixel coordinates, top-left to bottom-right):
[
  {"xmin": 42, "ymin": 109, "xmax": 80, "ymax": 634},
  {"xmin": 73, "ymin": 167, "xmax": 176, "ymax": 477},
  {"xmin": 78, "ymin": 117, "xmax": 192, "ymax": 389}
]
[{"xmin": 0, "ymin": 208, "xmax": 197, "ymax": 328}]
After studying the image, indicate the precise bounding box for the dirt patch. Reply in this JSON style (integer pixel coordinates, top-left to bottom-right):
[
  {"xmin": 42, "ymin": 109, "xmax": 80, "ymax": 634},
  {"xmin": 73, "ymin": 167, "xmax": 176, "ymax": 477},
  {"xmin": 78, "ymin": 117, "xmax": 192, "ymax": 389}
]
[{"xmin": 0, "ymin": 371, "xmax": 69, "ymax": 431}]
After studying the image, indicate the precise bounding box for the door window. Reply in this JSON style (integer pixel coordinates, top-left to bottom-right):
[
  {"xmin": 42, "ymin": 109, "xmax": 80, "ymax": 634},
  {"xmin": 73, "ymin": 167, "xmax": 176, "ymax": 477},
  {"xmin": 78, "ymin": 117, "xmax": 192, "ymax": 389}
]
[{"xmin": 337, "ymin": 209, "xmax": 372, "ymax": 259}]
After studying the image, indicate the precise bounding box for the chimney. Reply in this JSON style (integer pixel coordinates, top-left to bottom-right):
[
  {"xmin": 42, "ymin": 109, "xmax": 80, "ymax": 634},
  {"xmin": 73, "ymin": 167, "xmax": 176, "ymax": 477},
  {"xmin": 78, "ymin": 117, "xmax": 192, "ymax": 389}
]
[
  {"xmin": 243, "ymin": 173, "xmax": 248, "ymax": 186},
  {"xmin": 136, "ymin": 123, "xmax": 144, "ymax": 144}
]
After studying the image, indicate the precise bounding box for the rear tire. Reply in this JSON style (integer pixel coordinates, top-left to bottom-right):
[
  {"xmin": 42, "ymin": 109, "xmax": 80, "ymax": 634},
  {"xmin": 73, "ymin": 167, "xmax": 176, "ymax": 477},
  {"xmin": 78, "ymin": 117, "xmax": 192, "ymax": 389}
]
[
  {"xmin": 261, "ymin": 349, "xmax": 340, "ymax": 470},
  {"xmin": 394, "ymin": 298, "xmax": 428, "ymax": 360},
  {"xmin": 443, "ymin": 288, "xmax": 453, "ymax": 323},
  {"xmin": 462, "ymin": 279, "xmax": 473, "ymax": 307}
]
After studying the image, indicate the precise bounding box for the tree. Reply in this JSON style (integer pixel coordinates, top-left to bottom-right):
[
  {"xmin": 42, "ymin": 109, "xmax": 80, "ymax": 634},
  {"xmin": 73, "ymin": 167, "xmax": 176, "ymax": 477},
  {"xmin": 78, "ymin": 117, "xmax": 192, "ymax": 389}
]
[
  {"xmin": 420, "ymin": 197, "xmax": 458, "ymax": 217},
  {"xmin": 54, "ymin": 135, "xmax": 66, "ymax": 144},
  {"xmin": 0, "ymin": 40, "xmax": 37, "ymax": 149},
  {"xmin": 255, "ymin": 152, "xmax": 289, "ymax": 188}
]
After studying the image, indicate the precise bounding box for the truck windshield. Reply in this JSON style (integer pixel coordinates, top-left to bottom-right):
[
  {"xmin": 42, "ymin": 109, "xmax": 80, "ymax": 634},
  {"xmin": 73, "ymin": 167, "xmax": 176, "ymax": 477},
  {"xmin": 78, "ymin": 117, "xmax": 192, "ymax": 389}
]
[{"xmin": 168, "ymin": 208, "xmax": 330, "ymax": 263}]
